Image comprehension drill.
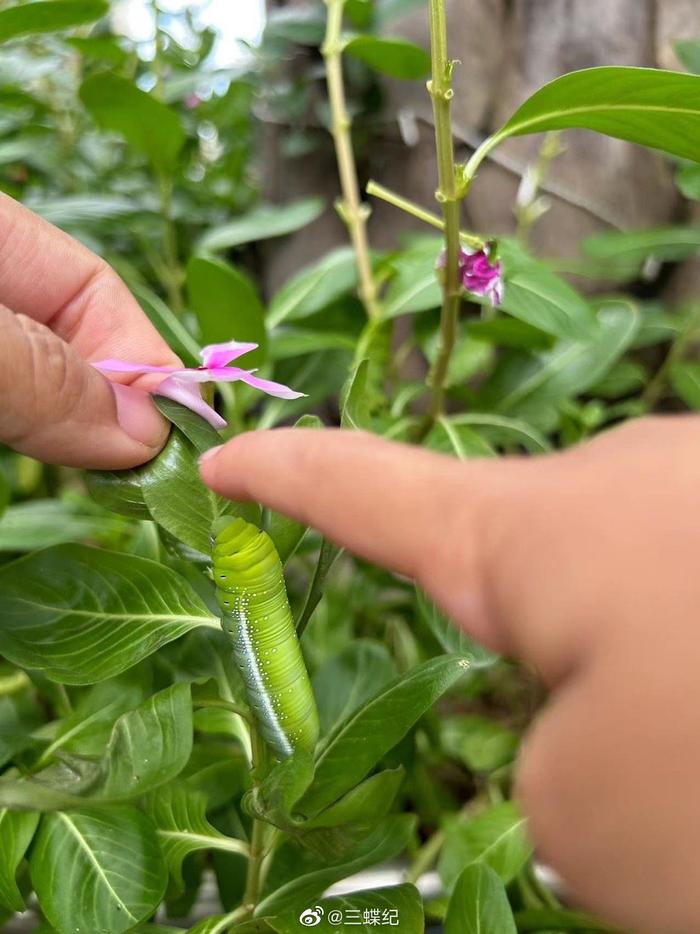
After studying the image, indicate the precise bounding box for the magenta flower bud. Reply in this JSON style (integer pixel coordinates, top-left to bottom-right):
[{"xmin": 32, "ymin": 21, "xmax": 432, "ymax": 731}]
[{"xmin": 437, "ymin": 245, "xmax": 505, "ymax": 306}]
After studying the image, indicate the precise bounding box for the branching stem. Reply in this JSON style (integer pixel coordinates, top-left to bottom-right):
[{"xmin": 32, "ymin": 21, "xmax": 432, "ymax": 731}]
[{"xmin": 322, "ymin": 0, "xmax": 381, "ymax": 321}]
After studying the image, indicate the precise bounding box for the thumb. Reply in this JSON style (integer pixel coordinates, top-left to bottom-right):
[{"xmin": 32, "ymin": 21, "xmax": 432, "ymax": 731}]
[
  {"xmin": 199, "ymin": 426, "xmax": 529, "ymax": 655},
  {"xmin": 0, "ymin": 308, "xmax": 168, "ymax": 469}
]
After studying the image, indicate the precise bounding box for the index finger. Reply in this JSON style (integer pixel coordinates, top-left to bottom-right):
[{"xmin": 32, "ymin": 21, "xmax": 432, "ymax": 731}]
[
  {"xmin": 199, "ymin": 428, "xmax": 506, "ymax": 646},
  {"xmin": 0, "ymin": 193, "xmax": 178, "ymax": 368}
]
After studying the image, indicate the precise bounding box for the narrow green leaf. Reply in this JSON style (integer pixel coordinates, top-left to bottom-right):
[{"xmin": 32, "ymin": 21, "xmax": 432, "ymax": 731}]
[
  {"xmin": 416, "ymin": 590, "xmax": 497, "ymax": 668},
  {"xmin": 670, "ymin": 361, "xmax": 700, "ymax": 409},
  {"xmin": 139, "ymin": 428, "xmax": 258, "ymax": 556},
  {"xmin": 344, "ymin": 35, "xmax": 430, "ymax": 80},
  {"xmin": 153, "ymin": 397, "xmax": 222, "ymax": 454},
  {"xmin": 197, "ymin": 198, "xmax": 324, "ymax": 252},
  {"xmin": 0, "ymin": 499, "xmax": 125, "ymax": 552},
  {"xmin": 300, "ymin": 656, "xmax": 469, "ymax": 815},
  {"xmin": 268, "ymin": 247, "xmax": 358, "ymax": 327},
  {"xmin": 0, "ymin": 810, "xmax": 39, "ymax": 911},
  {"xmin": 86, "ymin": 469, "xmax": 151, "ymax": 520},
  {"xmin": 148, "ymin": 784, "xmax": 248, "ymax": 893},
  {"xmin": 341, "ymin": 358, "xmax": 372, "ymax": 430},
  {"xmin": 30, "ymin": 808, "xmax": 167, "ymax": 934},
  {"xmin": 0, "ymin": 545, "xmax": 218, "ymax": 684},
  {"xmin": 91, "ymin": 683, "xmax": 192, "ymax": 799},
  {"xmin": 295, "ymin": 538, "xmax": 342, "ymax": 636},
  {"xmin": 584, "ymin": 226, "xmax": 700, "ymax": 267},
  {"xmin": 448, "ymin": 414, "xmax": 551, "ymax": 453},
  {"xmin": 445, "ymin": 863, "xmax": 517, "ymax": 934},
  {"xmin": 483, "ymin": 303, "xmax": 638, "ymax": 419},
  {"xmin": 438, "ymin": 802, "xmax": 532, "ymax": 892},
  {"xmin": 441, "ymin": 715, "xmax": 519, "ymax": 773},
  {"xmin": 494, "ymin": 66, "xmax": 700, "ymax": 164},
  {"xmin": 80, "ymin": 73, "xmax": 185, "ymax": 172},
  {"xmin": 269, "ymin": 883, "xmax": 423, "ymax": 932},
  {"xmin": 255, "ymin": 816, "xmax": 415, "ymax": 918},
  {"xmin": 0, "ymin": 0, "xmax": 107, "ymax": 42},
  {"xmin": 312, "ymin": 640, "xmax": 398, "ymax": 736},
  {"xmin": 426, "ymin": 419, "xmax": 496, "ymax": 459},
  {"xmin": 515, "ymin": 907, "xmax": 619, "ymax": 932},
  {"xmin": 187, "ymin": 256, "xmax": 267, "ymax": 368}
]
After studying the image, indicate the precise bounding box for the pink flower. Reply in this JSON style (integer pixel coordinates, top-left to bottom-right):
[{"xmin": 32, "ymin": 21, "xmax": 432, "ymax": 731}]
[
  {"xmin": 437, "ymin": 245, "xmax": 504, "ymax": 306},
  {"xmin": 93, "ymin": 340, "xmax": 304, "ymax": 430}
]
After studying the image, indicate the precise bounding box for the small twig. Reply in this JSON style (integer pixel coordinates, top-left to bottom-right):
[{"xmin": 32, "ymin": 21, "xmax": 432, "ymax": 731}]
[{"xmin": 322, "ymin": 0, "xmax": 381, "ymax": 321}]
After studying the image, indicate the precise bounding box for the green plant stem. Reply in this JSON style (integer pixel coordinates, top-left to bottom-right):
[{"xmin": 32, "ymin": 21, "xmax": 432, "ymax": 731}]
[
  {"xmin": 366, "ymin": 180, "xmax": 483, "ymax": 247},
  {"xmin": 243, "ymin": 730, "xmax": 268, "ymax": 910},
  {"xmin": 404, "ymin": 824, "xmax": 446, "ymax": 884},
  {"xmin": 157, "ymin": 173, "xmax": 185, "ymax": 314},
  {"xmin": 425, "ymin": 0, "xmax": 462, "ymax": 425},
  {"xmin": 193, "ymin": 697, "xmax": 251, "ymax": 722},
  {"xmin": 643, "ymin": 302, "xmax": 700, "ymax": 408},
  {"xmin": 322, "ymin": 0, "xmax": 381, "ymax": 322}
]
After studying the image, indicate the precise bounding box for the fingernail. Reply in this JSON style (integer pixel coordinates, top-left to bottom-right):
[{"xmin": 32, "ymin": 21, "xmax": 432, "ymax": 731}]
[
  {"xmin": 199, "ymin": 445, "xmax": 223, "ymax": 468},
  {"xmin": 113, "ymin": 384, "xmax": 167, "ymax": 449}
]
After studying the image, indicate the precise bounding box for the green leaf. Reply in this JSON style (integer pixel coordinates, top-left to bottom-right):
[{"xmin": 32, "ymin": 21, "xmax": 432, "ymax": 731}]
[
  {"xmin": 268, "ymin": 247, "xmax": 358, "ymax": 327},
  {"xmin": 483, "ymin": 303, "xmax": 639, "ymax": 419},
  {"xmin": 0, "ymin": 473, "xmax": 8, "ymax": 521},
  {"xmin": 139, "ymin": 427, "xmax": 258, "ymax": 556},
  {"xmin": 295, "ymin": 538, "xmax": 342, "ymax": 635},
  {"xmin": 89, "ymin": 683, "xmax": 192, "ymax": 799},
  {"xmin": 676, "ymin": 165, "xmax": 700, "ymax": 200},
  {"xmin": 86, "ymin": 469, "xmax": 150, "ymax": 520},
  {"xmin": 148, "ymin": 784, "xmax": 248, "ymax": 893},
  {"xmin": 441, "ymin": 715, "xmax": 519, "ymax": 773},
  {"xmin": 30, "ymin": 808, "xmax": 167, "ymax": 933},
  {"xmin": 493, "ymin": 66, "xmax": 700, "ymax": 164},
  {"xmin": 65, "ymin": 34, "xmax": 129, "ymax": 66},
  {"xmin": 671, "ymin": 361, "xmax": 700, "ymax": 409},
  {"xmin": 498, "ymin": 244, "xmax": 595, "ymax": 341},
  {"xmin": 270, "ymin": 327, "xmax": 356, "ymax": 360},
  {"xmin": 187, "ymin": 256, "xmax": 267, "ymax": 368},
  {"xmin": 269, "ymin": 883, "xmax": 423, "ymax": 932},
  {"xmin": 382, "ymin": 239, "xmax": 442, "ymax": 319},
  {"xmin": 584, "ymin": 226, "xmax": 700, "ymax": 267},
  {"xmin": 341, "ymin": 358, "xmax": 372, "ymax": 430},
  {"xmin": 445, "ymin": 863, "xmax": 517, "ymax": 934},
  {"xmin": 198, "ymin": 198, "xmax": 324, "ymax": 252},
  {"xmin": 0, "ymin": 498, "xmax": 125, "ymax": 552},
  {"xmin": 153, "ymin": 397, "xmax": 222, "ymax": 454},
  {"xmin": 0, "ymin": 810, "xmax": 39, "ymax": 911},
  {"xmin": 245, "ymin": 752, "xmax": 315, "ymax": 831},
  {"xmin": 438, "ymin": 802, "xmax": 532, "ymax": 892},
  {"xmin": 0, "ymin": 0, "xmax": 107, "ymax": 42},
  {"xmin": 676, "ymin": 40, "xmax": 700, "ymax": 75},
  {"xmin": 24, "ymin": 193, "xmax": 141, "ymax": 226},
  {"xmin": 447, "ymin": 414, "xmax": 551, "ymax": 453},
  {"xmin": 80, "ymin": 73, "xmax": 185, "ymax": 172},
  {"xmin": 426, "ymin": 419, "xmax": 496, "ymax": 460},
  {"xmin": 312, "ymin": 640, "xmax": 398, "ymax": 736},
  {"xmin": 300, "ymin": 655, "xmax": 469, "ymax": 815},
  {"xmin": 255, "ymin": 816, "xmax": 415, "ymax": 918},
  {"xmin": 514, "ymin": 907, "xmax": 619, "ymax": 932},
  {"xmin": 344, "ymin": 35, "xmax": 430, "ymax": 80},
  {"xmin": 304, "ymin": 767, "xmax": 404, "ymax": 829},
  {"xmin": 416, "ymin": 590, "xmax": 497, "ymax": 668},
  {"xmin": 0, "ymin": 545, "xmax": 218, "ymax": 684}
]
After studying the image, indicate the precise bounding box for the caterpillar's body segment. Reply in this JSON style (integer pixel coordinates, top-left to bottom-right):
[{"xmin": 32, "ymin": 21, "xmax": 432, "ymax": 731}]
[{"xmin": 211, "ymin": 517, "xmax": 319, "ymax": 759}]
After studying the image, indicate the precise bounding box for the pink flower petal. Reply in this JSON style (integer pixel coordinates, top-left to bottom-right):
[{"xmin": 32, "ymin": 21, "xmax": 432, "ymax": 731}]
[
  {"xmin": 93, "ymin": 359, "xmax": 180, "ymax": 375},
  {"xmin": 200, "ymin": 340, "xmax": 258, "ymax": 369},
  {"xmin": 157, "ymin": 376, "xmax": 227, "ymax": 429},
  {"xmin": 236, "ymin": 371, "xmax": 306, "ymax": 400}
]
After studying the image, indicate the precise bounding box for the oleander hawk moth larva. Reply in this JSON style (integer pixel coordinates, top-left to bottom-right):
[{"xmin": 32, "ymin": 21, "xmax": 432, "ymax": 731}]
[{"xmin": 211, "ymin": 516, "xmax": 319, "ymax": 759}]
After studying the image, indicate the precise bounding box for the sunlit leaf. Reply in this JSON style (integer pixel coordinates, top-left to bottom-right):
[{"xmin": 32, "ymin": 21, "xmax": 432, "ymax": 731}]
[
  {"xmin": 197, "ymin": 198, "xmax": 324, "ymax": 252},
  {"xmin": 344, "ymin": 35, "xmax": 430, "ymax": 80},
  {"xmin": 445, "ymin": 863, "xmax": 517, "ymax": 934},
  {"xmin": 0, "ymin": 0, "xmax": 107, "ymax": 42}
]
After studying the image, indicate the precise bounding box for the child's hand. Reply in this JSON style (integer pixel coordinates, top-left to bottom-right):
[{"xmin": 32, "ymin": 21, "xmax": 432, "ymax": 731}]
[
  {"xmin": 201, "ymin": 416, "xmax": 700, "ymax": 934},
  {"xmin": 0, "ymin": 193, "xmax": 178, "ymax": 468}
]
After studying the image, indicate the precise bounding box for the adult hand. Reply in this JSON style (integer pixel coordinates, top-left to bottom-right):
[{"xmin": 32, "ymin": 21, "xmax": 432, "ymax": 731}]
[
  {"xmin": 0, "ymin": 193, "xmax": 179, "ymax": 468},
  {"xmin": 201, "ymin": 415, "xmax": 700, "ymax": 934}
]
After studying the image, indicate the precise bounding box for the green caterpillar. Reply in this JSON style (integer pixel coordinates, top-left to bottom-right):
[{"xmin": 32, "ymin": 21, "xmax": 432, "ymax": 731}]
[{"xmin": 211, "ymin": 517, "xmax": 319, "ymax": 759}]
